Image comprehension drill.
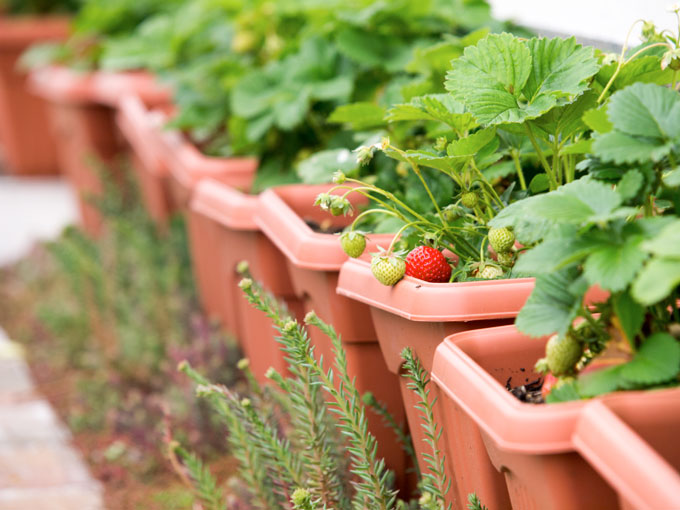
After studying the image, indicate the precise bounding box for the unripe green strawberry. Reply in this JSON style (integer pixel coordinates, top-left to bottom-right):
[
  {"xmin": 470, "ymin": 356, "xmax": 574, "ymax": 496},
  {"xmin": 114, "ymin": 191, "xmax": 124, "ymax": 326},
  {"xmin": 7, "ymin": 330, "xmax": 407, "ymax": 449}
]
[
  {"xmin": 329, "ymin": 196, "xmax": 351, "ymax": 216},
  {"xmin": 443, "ymin": 205, "xmax": 461, "ymax": 222},
  {"xmin": 475, "ymin": 265, "xmax": 504, "ymax": 279},
  {"xmin": 371, "ymin": 254, "xmax": 406, "ymax": 286},
  {"xmin": 460, "ymin": 191, "xmax": 479, "ymax": 209},
  {"xmin": 488, "ymin": 227, "xmax": 515, "ymax": 253},
  {"xmin": 340, "ymin": 231, "xmax": 366, "ymax": 258},
  {"xmin": 545, "ymin": 333, "xmax": 582, "ymax": 376},
  {"xmin": 496, "ymin": 251, "xmax": 514, "ymax": 267}
]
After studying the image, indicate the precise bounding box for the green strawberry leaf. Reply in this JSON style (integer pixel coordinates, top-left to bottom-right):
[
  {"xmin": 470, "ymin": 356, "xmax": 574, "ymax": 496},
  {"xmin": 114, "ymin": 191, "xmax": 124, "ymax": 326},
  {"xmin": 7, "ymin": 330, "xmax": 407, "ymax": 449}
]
[
  {"xmin": 592, "ymin": 83, "xmax": 680, "ymax": 165},
  {"xmin": 582, "ymin": 104, "xmax": 613, "ymax": 133},
  {"xmin": 420, "ymin": 95, "xmax": 477, "ymax": 132},
  {"xmin": 445, "ymin": 33, "xmax": 533, "ymax": 125},
  {"xmin": 560, "ymin": 138, "xmax": 593, "ymax": 155},
  {"xmin": 612, "ymin": 291, "xmax": 645, "ymax": 348},
  {"xmin": 593, "ymin": 132, "xmax": 674, "ymax": 164},
  {"xmin": 482, "ymin": 160, "xmax": 515, "ymax": 180},
  {"xmin": 632, "ymin": 257, "xmax": 680, "ymax": 305},
  {"xmin": 526, "ymin": 178, "xmax": 624, "ymax": 224},
  {"xmin": 297, "ymin": 149, "xmax": 358, "ymax": 184},
  {"xmin": 596, "ymin": 55, "xmax": 676, "ymax": 93},
  {"xmin": 406, "ymin": 39, "xmax": 465, "ymax": 76},
  {"xmin": 335, "ymin": 28, "xmax": 412, "ymax": 72},
  {"xmin": 489, "ymin": 196, "xmax": 553, "ymax": 244},
  {"xmin": 328, "ymin": 102, "xmax": 387, "ymax": 130},
  {"xmin": 523, "ymin": 37, "xmax": 599, "ymax": 102},
  {"xmin": 641, "ymin": 219, "xmax": 680, "ymax": 257},
  {"xmin": 515, "ymin": 267, "xmax": 583, "ymax": 337},
  {"xmin": 578, "ymin": 365, "xmax": 623, "ymax": 398},
  {"xmin": 529, "ymin": 174, "xmax": 550, "ymax": 193},
  {"xmin": 545, "ymin": 380, "xmax": 581, "ymax": 403},
  {"xmin": 616, "ymin": 169, "xmax": 644, "ymax": 202},
  {"xmin": 583, "ymin": 237, "xmax": 649, "ymax": 292},
  {"xmin": 619, "ymin": 333, "xmax": 680, "ymax": 385},
  {"xmin": 534, "ymin": 91, "xmax": 598, "ymax": 141},
  {"xmin": 446, "ymin": 127, "xmax": 497, "ymax": 157},
  {"xmin": 446, "ymin": 34, "xmax": 599, "ymax": 126},
  {"xmin": 663, "ymin": 167, "xmax": 680, "ymax": 187},
  {"xmin": 402, "ymin": 150, "xmax": 463, "ymax": 173},
  {"xmin": 386, "ymin": 94, "xmax": 477, "ymax": 133},
  {"xmin": 514, "ymin": 229, "xmax": 600, "ymax": 275},
  {"xmin": 606, "ymin": 82, "xmax": 680, "ymax": 139}
]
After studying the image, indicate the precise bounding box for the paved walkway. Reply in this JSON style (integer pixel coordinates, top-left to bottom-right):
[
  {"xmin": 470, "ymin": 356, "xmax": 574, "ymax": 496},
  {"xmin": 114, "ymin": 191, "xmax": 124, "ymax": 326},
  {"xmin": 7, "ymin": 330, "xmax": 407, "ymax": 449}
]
[
  {"xmin": 0, "ymin": 176, "xmax": 103, "ymax": 508},
  {"xmin": 0, "ymin": 328, "xmax": 104, "ymax": 509},
  {"xmin": 0, "ymin": 176, "xmax": 79, "ymax": 266}
]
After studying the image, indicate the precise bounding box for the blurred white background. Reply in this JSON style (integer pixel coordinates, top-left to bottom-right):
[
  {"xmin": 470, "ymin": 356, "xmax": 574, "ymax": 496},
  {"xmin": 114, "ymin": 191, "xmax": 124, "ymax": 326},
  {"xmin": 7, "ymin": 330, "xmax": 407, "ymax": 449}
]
[{"xmin": 489, "ymin": 0, "xmax": 678, "ymax": 46}]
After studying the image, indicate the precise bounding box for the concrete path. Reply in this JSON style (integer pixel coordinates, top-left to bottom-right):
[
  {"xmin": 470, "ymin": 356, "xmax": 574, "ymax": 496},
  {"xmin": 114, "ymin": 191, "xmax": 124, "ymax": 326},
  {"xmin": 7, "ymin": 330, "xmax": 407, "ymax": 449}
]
[
  {"xmin": 0, "ymin": 327, "xmax": 104, "ymax": 510},
  {"xmin": 0, "ymin": 176, "xmax": 102, "ymax": 508},
  {"xmin": 0, "ymin": 176, "xmax": 79, "ymax": 267}
]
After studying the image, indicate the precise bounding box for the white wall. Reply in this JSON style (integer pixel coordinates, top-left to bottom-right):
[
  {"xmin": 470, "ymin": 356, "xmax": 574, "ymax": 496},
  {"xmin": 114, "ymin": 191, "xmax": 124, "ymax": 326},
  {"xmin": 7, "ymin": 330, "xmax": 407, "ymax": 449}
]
[{"xmin": 488, "ymin": 0, "xmax": 678, "ymax": 47}]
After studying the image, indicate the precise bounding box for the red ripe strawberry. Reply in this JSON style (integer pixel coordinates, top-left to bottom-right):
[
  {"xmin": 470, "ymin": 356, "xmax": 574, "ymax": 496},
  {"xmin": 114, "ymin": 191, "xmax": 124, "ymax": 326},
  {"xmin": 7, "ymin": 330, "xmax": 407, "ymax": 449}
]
[{"xmin": 405, "ymin": 246, "xmax": 452, "ymax": 283}]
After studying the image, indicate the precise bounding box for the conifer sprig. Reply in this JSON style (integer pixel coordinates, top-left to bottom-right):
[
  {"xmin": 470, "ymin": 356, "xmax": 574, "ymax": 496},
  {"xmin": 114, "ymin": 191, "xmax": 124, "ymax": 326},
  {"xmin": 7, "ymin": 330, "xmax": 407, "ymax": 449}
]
[
  {"xmin": 401, "ymin": 348, "xmax": 451, "ymax": 510},
  {"xmin": 305, "ymin": 311, "xmax": 398, "ymax": 510},
  {"xmin": 170, "ymin": 443, "xmax": 227, "ymax": 510},
  {"xmin": 363, "ymin": 391, "xmax": 419, "ymax": 482},
  {"xmin": 239, "ymin": 277, "xmax": 348, "ymax": 508},
  {"xmin": 180, "ymin": 362, "xmax": 280, "ymax": 509}
]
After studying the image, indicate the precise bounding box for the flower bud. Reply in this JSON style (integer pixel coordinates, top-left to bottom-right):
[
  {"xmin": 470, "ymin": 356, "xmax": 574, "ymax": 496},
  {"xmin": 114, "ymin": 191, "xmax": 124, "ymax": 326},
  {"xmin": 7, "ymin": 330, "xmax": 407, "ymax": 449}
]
[
  {"xmin": 354, "ymin": 145, "xmax": 374, "ymax": 166},
  {"xmin": 332, "ymin": 170, "xmax": 346, "ymax": 184}
]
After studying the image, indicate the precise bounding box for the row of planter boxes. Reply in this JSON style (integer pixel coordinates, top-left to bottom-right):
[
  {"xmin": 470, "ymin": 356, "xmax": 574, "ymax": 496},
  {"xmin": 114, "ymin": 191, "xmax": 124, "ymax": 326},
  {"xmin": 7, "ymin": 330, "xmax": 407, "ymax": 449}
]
[{"xmin": 22, "ymin": 65, "xmax": 680, "ymax": 510}]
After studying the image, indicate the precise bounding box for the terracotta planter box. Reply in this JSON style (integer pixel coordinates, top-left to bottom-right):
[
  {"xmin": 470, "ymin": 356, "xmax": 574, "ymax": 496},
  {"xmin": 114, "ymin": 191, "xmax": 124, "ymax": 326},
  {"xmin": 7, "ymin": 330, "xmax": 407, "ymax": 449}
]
[
  {"xmin": 116, "ymin": 95, "xmax": 173, "ymax": 225},
  {"xmin": 573, "ymin": 395, "xmax": 680, "ymax": 510},
  {"xmin": 0, "ymin": 16, "xmax": 69, "ymax": 175},
  {"xmin": 431, "ymin": 324, "xmax": 680, "ymax": 510},
  {"xmin": 254, "ymin": 184, "xmax": 415, "ymax": 489},
  {"xmin": 29, "ymin": 66, "xmax": 171, "ymax": 235},
  {"xmin": 188, "ymin": 180, "xmax": 304, "ymax": 381},
  {"xmin": 336, "ymin": 259, "xmax": 534, "ymax": 486},
  {"xmin": 161, "ymin": 128, "xmax": 258, "ymax": 212}
]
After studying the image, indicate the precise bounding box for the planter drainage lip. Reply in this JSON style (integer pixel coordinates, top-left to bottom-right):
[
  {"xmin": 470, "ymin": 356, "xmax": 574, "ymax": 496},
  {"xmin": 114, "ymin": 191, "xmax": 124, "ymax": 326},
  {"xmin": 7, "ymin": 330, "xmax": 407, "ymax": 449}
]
[
  {"xmin": 0, "ymin": 16, "xmax": 70, "ymax": 47},
  {"xmin": 573, "ymin": 397, "xmax": 680, "ymax": 510},
  {"xmin": 116, "ymin": 95, "xmax": 167, "ymax": 177},
  {"xmin": 29, "ymin": 66, "xmax": 169, "ymax": 107},
  {"xmin": 160, "ymin": 128, "xmax": 258, "ymax": 194},
  {"xmin": 255, "ymin": 185, "xmax": 393, "ymax": 271},
  {"xmin": 191, "ymin": 179, "xmax": 259, "ymax": 231},
  {"xmin": 336, "ymin": 258, "xmax": 535, "ymax": 321},
  {"xmin": 432, "ymin": 325, "xmax": 584, "ymax": 453}
]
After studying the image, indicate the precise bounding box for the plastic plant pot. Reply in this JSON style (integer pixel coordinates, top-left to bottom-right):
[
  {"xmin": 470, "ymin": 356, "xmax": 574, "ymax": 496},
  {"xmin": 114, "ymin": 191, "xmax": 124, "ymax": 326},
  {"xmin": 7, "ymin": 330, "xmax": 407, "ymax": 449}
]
[
  {"xmin": 573, "ymin": 394, "xmax": 680, "ymax": 510},
  {"xmin": 336, "ymin": 259, "xmax": 535, "ymax": 482},
  {"xmin": 116, "ymin": 95, "xmax": 173, "ymax": 225},
  {"xmin": 188, "ymin": 179, "xmax": 304, "ymax": 382},
  {"xmin": 431, "ymin": 324, "xmax": 670, "ymax": 510},
  {"xmin": 29, "ymin": 66, "xmax": 170, "ymax": 235},
  {"xmin": 254, "ymin": 184, "xmax": 417, "ymax": 489},
  {"xmin": 0, "ymin": 16, "xmax": 69, "ymax": 175},
  {"xmin": 161, "ymin": 128, "xmax": 258, "ymax": 212}
]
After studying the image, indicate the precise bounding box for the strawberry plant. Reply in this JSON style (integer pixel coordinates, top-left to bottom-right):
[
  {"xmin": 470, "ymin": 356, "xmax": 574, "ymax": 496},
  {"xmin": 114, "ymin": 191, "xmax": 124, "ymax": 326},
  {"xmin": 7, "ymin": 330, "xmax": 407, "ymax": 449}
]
[
  {"xmin": 1, "ymin": 0, "xmax": 78, "ymax": 15},
  {"xmin": 95, "ymin": 0, "xmax": 500, "ymax": 190},
  {"xmin": 492, "ymin": 78, "xmax": 680, "ymax": 401},
  {"xmin": 320, "ymin": 25, "xmax": 679, "ymax": 285},
  {"xmin": 20, "ymin": 0, "xmax": 183, "ymax": 70}
]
